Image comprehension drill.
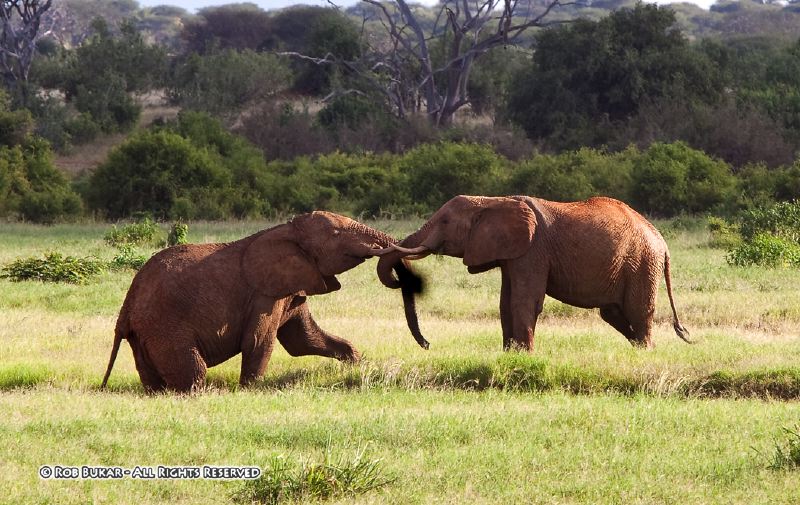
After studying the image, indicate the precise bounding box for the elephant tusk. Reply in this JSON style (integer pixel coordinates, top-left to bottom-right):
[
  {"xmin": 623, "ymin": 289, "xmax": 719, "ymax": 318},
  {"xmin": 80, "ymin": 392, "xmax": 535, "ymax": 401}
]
[
  {"xmin": 390, "ymin": 244, "xmax": 430, "ymax": 255},
  {"xmin": 367, "ymin": 246, "xmax": 395, "ymax": 256},
  {"xmin": 404, "ymin": 252, "xmax": 432, "ymax": 261}
]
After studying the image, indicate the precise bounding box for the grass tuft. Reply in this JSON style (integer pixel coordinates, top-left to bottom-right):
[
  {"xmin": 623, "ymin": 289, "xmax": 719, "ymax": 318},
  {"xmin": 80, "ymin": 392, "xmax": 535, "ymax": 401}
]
[
  {"xmin": 0, "ymin": 363, "xmax": 52, "ymax": 389},
  {"xmin": 770, "ymin": 424, "xmax": 800, "ymax": 470},
  {"xmin": 232, "ymin": 449, "xmax": 394, "ymax": 504}
]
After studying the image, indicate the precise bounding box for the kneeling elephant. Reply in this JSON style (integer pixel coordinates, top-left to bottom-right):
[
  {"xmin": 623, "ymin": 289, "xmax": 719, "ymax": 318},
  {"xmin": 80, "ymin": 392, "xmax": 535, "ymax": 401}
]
[{"xmin": 101, "ymin": 211, "xmax": 419, "ymax": 393}]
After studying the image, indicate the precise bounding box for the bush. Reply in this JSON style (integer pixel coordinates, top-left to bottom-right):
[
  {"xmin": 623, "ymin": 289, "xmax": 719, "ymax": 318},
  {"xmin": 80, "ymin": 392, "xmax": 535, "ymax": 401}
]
[
  {"xmin": 86, "ymin": 112, "xmax": 275, "ymax": 219},
  {"xmin": 724, "ymin": 201, "xmax": 800, "ymax": 267},
  {"xmin": 726, "ymin": 233, "xmax": 800, "ymax": 267},
  {"xmin": 104, "ymin": 217, "xmax": 161, "ymax": 247},
  {"xmin": 168, "ymin": 49, "xmax": 290, "ymax": 118},
  {"xmin": 109, "ymin": 244, "xmax": 148, "ymax": 271},
  {"xmin": 631, "ymin": 142, "xmax": 737, "ymax": 216},
  {"xmin": 318, "ymin": 94, "xmax": 385, "ymax": 131},
  {"xmin": 398, "ymin": 142, "xmax": 509, "ymax": 211},
  {"xmin": 707, "ymin": 216, "xmax": 742, "ymax": 249},
  {"xmin": 167, "ymin": 221, "xmax": 189, "ymax": 246},
  {"xmin": 238, "ymin": 101, "xmax": 335, "ymax": 161},
  {"xmin": 0, "ymin": 137, "xmax": 82, "ymax": 223},
  {"xmin": 739, "ymin": 201, "xmax": 800, "ymax": 243},
  {"xmin": 1, "ymin": 253, "xmax": 104, "ymax": 283}
]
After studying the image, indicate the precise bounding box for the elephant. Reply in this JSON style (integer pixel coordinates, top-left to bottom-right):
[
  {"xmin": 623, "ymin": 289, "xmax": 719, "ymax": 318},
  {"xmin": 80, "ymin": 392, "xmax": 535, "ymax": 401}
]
[
  {"xmin": 101, "ymin": 211, "xmax": 422, "ymax": 393},
  {"xmin": 375, "ymin": 195, "xmax": 691, "ymax": 351}
]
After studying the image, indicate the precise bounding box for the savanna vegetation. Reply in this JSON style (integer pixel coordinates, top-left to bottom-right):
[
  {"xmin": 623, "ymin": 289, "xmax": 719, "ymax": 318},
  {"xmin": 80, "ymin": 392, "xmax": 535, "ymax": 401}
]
[
  {"xmin": 2, "ymin": 219, "xmax": 800, "ymax": 504},
  {"xmin": 1, "ymin": 0, "xmax": 800, "ymax": 503}
]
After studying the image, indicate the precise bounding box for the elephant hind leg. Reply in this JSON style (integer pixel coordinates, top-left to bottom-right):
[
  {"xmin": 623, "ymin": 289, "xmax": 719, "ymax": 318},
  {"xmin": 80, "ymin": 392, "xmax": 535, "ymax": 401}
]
[
  {"xmin": 621, "ymin": 285, "xmax": 656, "ymax": 348},
  {"xmin": 155, "ymin": 346, "xmax": 207, "ymax": 393},
  {"xmin": 599, "ymin": 305, "xmax": 635, "ymax": 342},
  {"xmin": 128, "ymin": 333, "xmax": 166, "ymax": 393}
]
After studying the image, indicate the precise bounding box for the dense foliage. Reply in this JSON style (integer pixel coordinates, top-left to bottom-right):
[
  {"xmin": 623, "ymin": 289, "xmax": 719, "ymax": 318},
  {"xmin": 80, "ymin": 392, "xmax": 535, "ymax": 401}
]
[
  {"xmin": 86, "ymin": 112, "xmax": 275, "ymax": 220},
  {"xmin": 0, "ymin": 86, "xmax": 83, "ymax": 223}
]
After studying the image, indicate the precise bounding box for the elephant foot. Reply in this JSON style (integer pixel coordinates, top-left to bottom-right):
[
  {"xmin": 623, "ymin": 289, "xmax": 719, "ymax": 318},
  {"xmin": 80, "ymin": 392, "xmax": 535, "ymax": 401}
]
[{"xmin": 337, "ymin": 347, "xmax": 361, "ymax": 363}]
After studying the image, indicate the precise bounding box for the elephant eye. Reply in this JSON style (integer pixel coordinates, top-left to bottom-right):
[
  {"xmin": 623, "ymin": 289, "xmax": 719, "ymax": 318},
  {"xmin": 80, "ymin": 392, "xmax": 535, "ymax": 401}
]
[{"xmin": 333, "ymin": 230, "xmax": 340, "ymax": 237}]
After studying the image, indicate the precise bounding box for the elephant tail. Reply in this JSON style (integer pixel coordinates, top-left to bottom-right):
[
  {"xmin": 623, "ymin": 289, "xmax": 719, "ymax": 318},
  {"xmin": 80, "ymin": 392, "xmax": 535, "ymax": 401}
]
[
  {"xmin": 664, "ymin": 251, "xmax": 692, "ymax": 344},
  {"xmin": 100, "ymin": 312, "xmax": 128, "ymax": 389}
]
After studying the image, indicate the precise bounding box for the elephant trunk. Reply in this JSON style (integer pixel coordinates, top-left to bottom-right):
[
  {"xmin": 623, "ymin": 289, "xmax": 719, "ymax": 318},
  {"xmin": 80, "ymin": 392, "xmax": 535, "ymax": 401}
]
[
  {"xmin": 376, "ymin": 223, "xmax": 434, "ymax": 288},
  {"xmin": 376, "ymin": 224, "xmax": 434, "ymax": 349},
  {"xmin": 396, "ymin": 260, "xmax": 429, "ymax": 349}
]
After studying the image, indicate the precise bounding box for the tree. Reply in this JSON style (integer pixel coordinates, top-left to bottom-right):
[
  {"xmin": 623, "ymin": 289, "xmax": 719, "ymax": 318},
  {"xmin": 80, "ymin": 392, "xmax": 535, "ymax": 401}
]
[
  {"xmin": 168, "ymin": 48, "xmax": 290, "ymax": 119},
  {"xmin": 286, "ymin": 0, "xmax": 565, "ymax": 126},
  {"xmin": 0, "ymin": 0, "xmax": 52, "ymax": 102},
  {"xmin": 182, "ymin": 3, "xmax": 272, "ymax": 54},
  {"xmin": 506, "ymin": 3, "xmax": 724, "ymax": 149},
  {"xmin": 58, "ymin": 17, "xmax": 166, "ymax": 132}
]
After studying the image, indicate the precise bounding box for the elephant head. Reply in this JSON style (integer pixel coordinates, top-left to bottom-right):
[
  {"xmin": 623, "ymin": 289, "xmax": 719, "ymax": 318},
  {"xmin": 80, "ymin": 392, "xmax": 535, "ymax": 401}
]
[
  {"xmin": 375, "ymin": 196, "xmax": 536, "ymax": 347},
  {"xmin": 242, "ymin": 211, "xmax": 395, "ymax": 297},
  {"xmin": 242, "ymin": 211, "xmax": 428, "ymax": 345}
]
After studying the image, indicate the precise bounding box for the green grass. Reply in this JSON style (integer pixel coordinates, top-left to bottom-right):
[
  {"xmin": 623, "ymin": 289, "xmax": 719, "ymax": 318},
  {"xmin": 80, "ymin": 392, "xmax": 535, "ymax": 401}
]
[{"xmin": 1, "ymin": 218, "xmax": 800, "ymax": 503}]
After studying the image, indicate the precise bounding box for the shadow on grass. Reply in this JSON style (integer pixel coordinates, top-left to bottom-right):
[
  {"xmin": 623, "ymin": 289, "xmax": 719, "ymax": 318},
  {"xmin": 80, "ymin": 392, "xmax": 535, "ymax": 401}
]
[{"xmin": 4, "ymin": 357, "xmax": 800, "ymax": 401}]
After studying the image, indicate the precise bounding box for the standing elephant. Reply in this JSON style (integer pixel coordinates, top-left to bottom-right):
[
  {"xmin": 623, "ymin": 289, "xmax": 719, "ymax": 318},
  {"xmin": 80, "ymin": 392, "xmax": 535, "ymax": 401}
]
[
  {"xmin": 376, "ymin": 195, "xmax": 690, "ymax": 350},
  {"xmin": 101, "ymin": 211, "xmax": 421, "ymax": 393}
]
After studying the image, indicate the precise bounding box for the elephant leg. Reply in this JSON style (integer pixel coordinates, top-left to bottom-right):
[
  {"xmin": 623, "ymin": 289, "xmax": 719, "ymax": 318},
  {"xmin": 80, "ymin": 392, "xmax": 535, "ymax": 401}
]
[
  {"xmin": 500, "ymin": 266, "xmax": 514, "ymax": 350},
  {"xmin": 621, "ymin": 282, "xmax": 657, "ymax": 348},
  {"xmin": 152, "ymin": 344, "xmax": 208, "ymax": 393},
  {"xmin": 599, "ymin": 305, "xmax": 635, "ymax": 341},
  {"xmin": 239, "ymin": 312, "xmax": 280, "ymax": 387},
  {"xmin": 507, "ymin": 264, "xmax": 547, "ymax": 351},
  {"xmin": 276, "ymin": 302, "xmax": 360, "ymax": 362},
  {"xmin": 128, "ymin": 333, "xmax": 166, "ymax": 393}
]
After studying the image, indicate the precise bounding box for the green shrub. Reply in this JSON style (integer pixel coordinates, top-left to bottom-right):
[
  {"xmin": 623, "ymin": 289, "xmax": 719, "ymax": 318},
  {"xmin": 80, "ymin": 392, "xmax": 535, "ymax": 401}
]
[
  {"xmin": 707, "ymin": 216, "xmax": 742, "ymax": 249},
  {"xmin": 169, "ymin": 49, "xmax": 290, "ymax": 117},
  {"xmin": 233, "ymin": 450, "xmax": 394, "ymax": 505},
  {"xmin": 739, "ymin": 201, "xmax": 800, "ymax": 243},
  {"xmin": 318, "ymin": 94, "xmax": 384, "ymax": 130},
  {"xmin": 1, "ymin": 253, "xmax": 104, "ymax": 283},
  {"xmin": 631, "ymin": 142, "xmax": 737, "ymax": 216},
  {"xmin": 510, "ymin": 153, "xmax": 594, "ymax": 202},
  {"xmin": 726, "ymin": 233, "xmax": 800, "ymax": 267},
  {"xmin": 167, "ymin": 221, "xmax": 189, "ymax": 246},
  {"xmin": 0, "ymin": 137, "xmax": 82, "ymax": 223},
  {"xmin": 104, "ymin": 217, "xmax": 161, "ymax": 247},
  {"xmin": 86, "ymin": 113, "xmax": 276, "ymax": 220},
  {"xmin": 398, "ymin": 142, "xmax": 509, "ymax": 212},
  {"xmin": 109, "ymin": 244, "xmax": 148, "ymax": 271}
]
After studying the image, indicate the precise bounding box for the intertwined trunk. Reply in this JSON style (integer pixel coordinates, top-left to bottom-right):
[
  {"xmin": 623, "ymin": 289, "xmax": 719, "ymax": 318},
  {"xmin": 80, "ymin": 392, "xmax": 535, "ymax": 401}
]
[{"xmin": 376, "ymin": 224, "xmax": 432, "ymax": 348}]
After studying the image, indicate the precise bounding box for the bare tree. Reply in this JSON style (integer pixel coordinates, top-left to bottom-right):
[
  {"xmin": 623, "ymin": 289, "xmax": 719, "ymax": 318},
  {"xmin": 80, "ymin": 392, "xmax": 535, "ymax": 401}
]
[
  {"xmin": 0, "ymin": 0, "xmax": 53, "ymax": 99},
  {"xmin": 284, "ymin": 0, "xmax": 566, "ymax": 126}
]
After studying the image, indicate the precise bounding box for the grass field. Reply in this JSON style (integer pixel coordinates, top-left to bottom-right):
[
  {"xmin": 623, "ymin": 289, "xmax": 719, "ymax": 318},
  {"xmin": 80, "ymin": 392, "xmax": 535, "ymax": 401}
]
[{"xmin": 1, "ymin": 218, "xmax": 799, "ymax": 504}]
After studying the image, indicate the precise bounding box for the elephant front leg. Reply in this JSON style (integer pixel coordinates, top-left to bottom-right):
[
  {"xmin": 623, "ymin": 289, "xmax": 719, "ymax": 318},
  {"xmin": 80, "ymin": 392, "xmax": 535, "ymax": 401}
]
[
  {"xmin": 276, "ymin": 300, "xmax": 360, "ymax": 362},
  {"xmin": 500, "ymin": 266, "xmax": 514, "ymax": 350},
  {"xmin": 507, "ymin": 264, "xmax": 547, "ymax": 351},
  {"xmin": 239, "ymin": 312, "xmax": 280, "ymax": 387}
]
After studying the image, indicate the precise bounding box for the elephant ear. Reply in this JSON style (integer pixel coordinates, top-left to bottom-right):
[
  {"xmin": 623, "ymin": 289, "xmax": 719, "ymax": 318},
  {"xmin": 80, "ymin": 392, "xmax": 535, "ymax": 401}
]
[
  {"xmin": 242, "ymin": 233, "xmax": 335, "ymax": 298},
  {"xmin": 463, "ymin": 199, "xmax": 536, "ymax": 267}
]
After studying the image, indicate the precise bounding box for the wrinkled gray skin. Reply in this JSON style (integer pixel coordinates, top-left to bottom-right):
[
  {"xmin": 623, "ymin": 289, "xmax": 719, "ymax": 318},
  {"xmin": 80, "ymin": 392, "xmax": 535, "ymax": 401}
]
[
  {"xmin": 101, "ymin": 211, "xmax": 423, "ymax": 393},
  {"xmin": 378, "ymin": 195, "xmax": 690, "ymax": 351}
]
